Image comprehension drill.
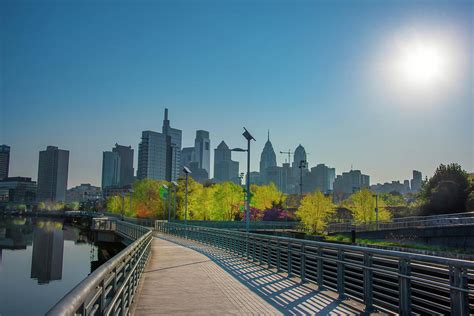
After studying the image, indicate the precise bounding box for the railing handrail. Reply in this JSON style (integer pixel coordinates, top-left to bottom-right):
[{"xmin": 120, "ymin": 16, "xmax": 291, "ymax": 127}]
[
  {"xmin": 156, "ymin": 222, "xmax": 473, "ymax": 315},
  {"xmin": 327, "ymin": 211, "xmax": 474, "ymax": 233},
  {"xmin": 161, "ymin": 222, "xmax": 474, "ymax": 268},
  {"xmin": 47, "ymin": 220, "xmax": 152, "ymax": 315}
]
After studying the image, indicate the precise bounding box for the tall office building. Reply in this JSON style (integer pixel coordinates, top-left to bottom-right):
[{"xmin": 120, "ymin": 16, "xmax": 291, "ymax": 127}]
[
  {"xmin": 0, "ymin": 145, "xmax": 10, "ymax": 180},
  {"xmin": 411, "ymin": 170, "xmax": 422, "ymax": 193},
  {"xmin": 333, "ymin": 169, "xmax": 370, "ymax": 198},
  {"xmin": 194, "ymin": 130, "xmax": 210, "ymax": 179},
  {"xmin": 37, "ymin": 146, "xmax": 69, "ymax": 202},
  {"xmin": 259, "ymin": 131, "xmax": 277, "ymax": 174},
  {"xmin": 31, "ymin": 225, "xmax": 64, "ymax": 284},
  {"xmin": 181, "ymin": 147, "xmax": 195, "ymax": 170},
  {"xmin": 214, "ymin": 141, "xmax": 239, "ymax": 182},
  {"xmin": 113, "ymin": 144, "xmax": 134, "ymax": 186},
  {"xmin": 137, "ymin": 131, "xmax": 167, "ymax": 180},
  {"xmin": 310, "ymin": 164, "xmax": 336, "ymax": 193},
  {"xmin": 292, "ymin": 144, "xmax": 308, "ymax": 170},
  {"xmin": 101, "ymin": 151, "xmax": 120, "ymax": 189},
  {"xmin": 162, "ymin": 108, "xmax": 182, "ymax": 181}
]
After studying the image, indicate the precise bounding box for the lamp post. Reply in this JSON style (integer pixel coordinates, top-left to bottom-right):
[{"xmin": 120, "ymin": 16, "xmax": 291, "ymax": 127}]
[
  {"xmin": 298, "ymin": 160, "xmax": 307, "ymax": 198},
  {"xmin": 162, "ymin": 184, "xmax": 168, "ymax": 221},
  {"xmin": 129, "ymin": 189, "xmax": 134, "ymax": 217},
  {"xmin": 171, "ymin": 181, "xmax": 178, "ymax": 221},
  {"xmin": 373, "ymin": 193, "xmax": 379, "ymax": 230},
  {"xmin": 232, "ymin": 127, "xmax": 255, "ymax": 233},
  {"xmin": 183, "ymin": 167, "xmax": 191, "ymax": 228}
]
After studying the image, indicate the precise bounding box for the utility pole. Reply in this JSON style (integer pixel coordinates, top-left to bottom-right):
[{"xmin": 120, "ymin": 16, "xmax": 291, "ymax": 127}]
[{"xmin": 299, "ymin": 160, "xmax": 307, "ymax": 198}]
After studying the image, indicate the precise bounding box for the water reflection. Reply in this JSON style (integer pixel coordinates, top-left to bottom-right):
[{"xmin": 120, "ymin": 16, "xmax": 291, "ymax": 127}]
[
  {"xmin": 31, "ymin": 222, "xmax": 64, "ymax": 284},
  {"xmin": 0, "ymin": 217, "xmax": 124, "ymax": 315}
]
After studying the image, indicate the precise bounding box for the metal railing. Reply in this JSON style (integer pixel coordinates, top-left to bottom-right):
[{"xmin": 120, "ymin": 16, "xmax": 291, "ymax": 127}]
[
  {"xmin": 155, "ymin": 222, "xmax": 474, "ymax": 315},
  {"xmin": 172, "ymin": 220, "xmax": 301, "ymax": 231},
  {"xmin": 327, "ymin": 212, "xmax": 474, "ymax": 233},
  {"xmin": 47, "ymin": 220, "xmax": 152, "ymax": 316}
]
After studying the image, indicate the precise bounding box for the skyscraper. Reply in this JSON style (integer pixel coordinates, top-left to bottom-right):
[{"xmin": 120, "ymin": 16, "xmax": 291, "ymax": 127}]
[
  {"xmin": 162, "ymin": 108, "xmax": 182, "ymax": 181},
  {"xmin": 194, "ymin": 130, "xmax": 210, "ymax": 179},
  {"xmin": 37, "ymin": 146, "xmax": 69, "ymax": 202},
  {"xmin": 310, "ymin": 164, "xmax": 336, "ymax": 193},
  {"xmin": 411, "ymin": 170, "xmax": 422, "ymax": 193},
  {"xmin": 292, "ymin": 144, "xmax": 308, "ymax": 170},
  {"xmin": 214, "ymin": 141, "xmax": 239, "ymax": 182},
  {"xmin": 101, "ymin": 151, "xmax": 120, "ymax": 189},
  {"xmin": 259, "ymin": 131, "xmax": 277, "ymax": 180},
  {"xmin": 0, "ymin": 145, "xmax": 10, "ymax": 180},
  {"xmin": 181, "ymin": 147, "xmax": 195, "ymax": 170},
  {"xmin": 137, "ymin": 131, "xmax": 167, "ymax": 180},
  {"xmin": 112, "ymin": 144, "xmax": 134, "ymax": 186}
]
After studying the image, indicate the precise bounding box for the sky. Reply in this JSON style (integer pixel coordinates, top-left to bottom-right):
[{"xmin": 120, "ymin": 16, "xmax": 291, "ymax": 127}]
[{"xmin": 1, "ymin": 0, "xmax": 472, "ymax": 188}]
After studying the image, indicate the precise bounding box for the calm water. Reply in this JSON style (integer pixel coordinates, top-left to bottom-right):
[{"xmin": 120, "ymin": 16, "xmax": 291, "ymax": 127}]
[{"xmin": 0, "ymin": 217, "xmax": 123, "ymax": 316}]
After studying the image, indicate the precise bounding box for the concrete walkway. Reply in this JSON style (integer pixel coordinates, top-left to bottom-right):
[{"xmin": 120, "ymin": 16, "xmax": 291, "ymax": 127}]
[
  {"xmin": 131, "ymin": 237, "xmax": 279, "ymax": 315},
  {"xmin": 131, "ymin": 234, "xmax": 367, "ymax": 315}
]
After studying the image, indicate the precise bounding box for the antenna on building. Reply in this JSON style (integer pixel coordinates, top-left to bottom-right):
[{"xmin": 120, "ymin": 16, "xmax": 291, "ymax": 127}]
[{"xmin": 267, "ymin": 129, "xmax": 270, "ymax": 142}]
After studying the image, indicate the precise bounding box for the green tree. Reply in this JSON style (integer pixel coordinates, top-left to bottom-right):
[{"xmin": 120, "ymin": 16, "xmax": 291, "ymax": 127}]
[
  {"xmin": 212, "ymin": 182, "xmax": 243, "ymax": 220},
  {"xmin": 296, "ymin": 190, "xmax": 335, "ymax": 233},
  {"xmin": 420, "ymin": 163, "xmax": 470, "ymax": 215},
  {"xmin": 345, "ymin": 188, "xmax": 391, "ymax": 224},
  {"xmin": 250, "ymin": 183, "xmax": 285, "ymax": 210}
]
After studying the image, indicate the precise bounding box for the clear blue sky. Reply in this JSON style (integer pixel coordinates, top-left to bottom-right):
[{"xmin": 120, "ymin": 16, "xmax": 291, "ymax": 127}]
[{"xmin": 1, "ymin": 0, "xmax": 472, "ymax": 188}]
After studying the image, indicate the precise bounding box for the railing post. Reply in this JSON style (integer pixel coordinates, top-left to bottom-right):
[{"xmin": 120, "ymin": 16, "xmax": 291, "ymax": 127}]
[
  {"xmin": 276, "ymin": 240, "xmax": 281, "ymax": 272},
  {"xmin": 317, "ymin": 247, "xmax": 323, "ymax": 289},
  {"xmin": 363, "ymin": 253, "xmax": 374, "ymax": 313},
  {"xmin": 450, "ymin": 266, "xmax": 469, "ymax": 316},
  {"xmin": 337, "ymin": 249, "xmax": 345, "ymax": 298},
  {"xmin": 300, "ymin": 243, "xmax": 306, "ymax": 283},
  {"xmin": 398, "ymin": 258, "xmax": 411, "ymax": 316},
  {"xmin": 287, "ymin": 242, "xmax": 292, "ymax": 277}
]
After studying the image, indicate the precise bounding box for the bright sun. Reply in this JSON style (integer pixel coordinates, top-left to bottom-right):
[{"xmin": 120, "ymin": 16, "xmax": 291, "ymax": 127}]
[{"xmin": 393, "ymin": 39, "xmax": 450, "ymax": 89}]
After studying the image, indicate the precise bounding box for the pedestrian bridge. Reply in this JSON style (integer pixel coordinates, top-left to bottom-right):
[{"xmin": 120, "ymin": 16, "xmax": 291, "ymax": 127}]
[{"xmin": 47, "ymin": 219, "xmax": 474, "ymax": 315}]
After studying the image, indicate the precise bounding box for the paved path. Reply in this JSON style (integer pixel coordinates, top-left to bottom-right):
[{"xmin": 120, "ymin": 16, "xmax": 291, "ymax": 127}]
[
  {"xmin": 131, "ymin": 234, "xmax": 367, "ymax": 315},
  {"xmin": 131, "ymin": 237, "xmax": 279, "ymax": 315}
]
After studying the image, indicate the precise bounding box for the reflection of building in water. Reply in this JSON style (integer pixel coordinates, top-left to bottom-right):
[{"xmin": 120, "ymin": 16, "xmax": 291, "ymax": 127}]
[{"xmin": 30, "ymin": 225, "xmax": 64, "ymax": 284}]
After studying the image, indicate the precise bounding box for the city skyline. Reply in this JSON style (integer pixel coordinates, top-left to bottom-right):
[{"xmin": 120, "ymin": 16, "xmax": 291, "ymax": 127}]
[{"xmin": 1, "ymin": 0, "xmax": 472, "ymax": 188}]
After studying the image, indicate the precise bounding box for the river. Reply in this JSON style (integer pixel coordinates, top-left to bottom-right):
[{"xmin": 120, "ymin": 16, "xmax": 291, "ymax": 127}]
[{"xmin": 0, "ymin": 217, "xmax": 124, "ymax": 315}]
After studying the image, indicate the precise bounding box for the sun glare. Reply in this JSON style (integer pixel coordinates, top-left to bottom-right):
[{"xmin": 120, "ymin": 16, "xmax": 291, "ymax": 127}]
[{"xmin": 392, "ymin": 38, "xmax": 452, "ymax": 90}]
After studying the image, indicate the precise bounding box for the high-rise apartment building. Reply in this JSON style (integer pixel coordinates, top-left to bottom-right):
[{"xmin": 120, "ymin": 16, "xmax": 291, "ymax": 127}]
[
  {"xmin": 181, "ymin": 147, "xmax": 195, "ymax": 170},
  {"xmin": 411, "ymin": 170, "xmax": 422, "ymax": 193},
  {"xmin": 0, "ymin": 145, "xmax": 10, "ymax": 180},
  {"xmin": 162, "ymin": 108, "xmax": 182, "ymax": 181},
  {"xmin": 310, "ymin": 164, "xmax": 336, "ymax": 193},
  {"xmin": 333, "ymin": 169, "xmax": 370, "ymax": 199},
  {"xmin": 37, "ymin": 146, "xmax": 69, "ymax": 202},
  {"xmin": 194, "ymin": 130, "xmax": 210, "ymax": 179},
  {"xmin": 137, "ymin": 131, "xmax": 167, "ymax": 180}
]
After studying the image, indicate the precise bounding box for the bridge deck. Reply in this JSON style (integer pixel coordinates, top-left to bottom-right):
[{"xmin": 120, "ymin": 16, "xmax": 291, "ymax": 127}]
[{"xmin": 131, "ymin": 234, "xmax": 367, "ymax": 315}]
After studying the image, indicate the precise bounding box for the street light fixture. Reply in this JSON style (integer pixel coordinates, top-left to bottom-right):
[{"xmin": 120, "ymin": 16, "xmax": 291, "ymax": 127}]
[
  {"xmin": 298, "ymin": 160, "xmax": 307, "ymax": 198},
  {"xmin": 183, "ymin": 167, "xmax": 192, "ymax": 229},
  {"xmin": 231, "ymin": 127, "xmax": 255, "ymax": 233}
]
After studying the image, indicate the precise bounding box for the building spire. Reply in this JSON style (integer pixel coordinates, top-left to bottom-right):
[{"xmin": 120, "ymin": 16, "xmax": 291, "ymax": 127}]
[
  {"xmin": 267, "ymin": 129, "xmax": 270, "ymax": 142},
  {"xmin": 164, "ymin": 108, "xmax": 168, "ymax": 120}
]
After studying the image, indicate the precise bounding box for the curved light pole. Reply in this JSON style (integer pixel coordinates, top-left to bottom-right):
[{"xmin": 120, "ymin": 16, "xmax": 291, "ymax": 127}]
[{"xmin": 232, "ymin": 127, "xmax": 255, "ymax": 233}]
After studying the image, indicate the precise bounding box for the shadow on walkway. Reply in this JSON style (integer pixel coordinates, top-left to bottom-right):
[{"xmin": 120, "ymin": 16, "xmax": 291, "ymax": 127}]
[{"xmin": 156, "ymin": 233, "xmax": 366, "ymax": 315}]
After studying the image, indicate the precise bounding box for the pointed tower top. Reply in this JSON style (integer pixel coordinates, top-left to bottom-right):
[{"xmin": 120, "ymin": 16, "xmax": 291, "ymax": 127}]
[
  {"xmin": 267, "ymin": 129, "xmax": 270, "ymax": 141},
  {"xmin": 164, "ymin": 108, "xmax": 168, "ymax": 120}
]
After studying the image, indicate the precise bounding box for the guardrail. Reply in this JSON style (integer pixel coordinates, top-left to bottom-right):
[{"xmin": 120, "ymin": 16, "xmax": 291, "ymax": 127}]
[
  {"xmin": 155, "ymin": 222, "xmax": 473, "ymax": 315},
  {"xmin": 47, "ymin": 220, "xmax": 152, "ymax": 316},
  {"xmin": 327, "ymin": 212, "xmax": 474, "ymax": 233},
  {"xmin": 172, "ymin": 220, "xmax": 301, "ymax": 231}
]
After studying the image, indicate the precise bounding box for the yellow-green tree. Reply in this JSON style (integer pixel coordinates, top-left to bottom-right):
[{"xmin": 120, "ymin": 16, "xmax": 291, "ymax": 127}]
[
  {"xmin": 250, "ymin": 183, "xmax": 285, "ymax": 210},
  {"xmin": 296, "ymin": 190, "xmax": 335, "ymax": 233},
  {"xmin": 212, "ymin": 182, "xmax": 243, "ymax": 220},
  {"xmin": 345, "ymin": 188, "xmax": 391, "ymax": 224}
]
